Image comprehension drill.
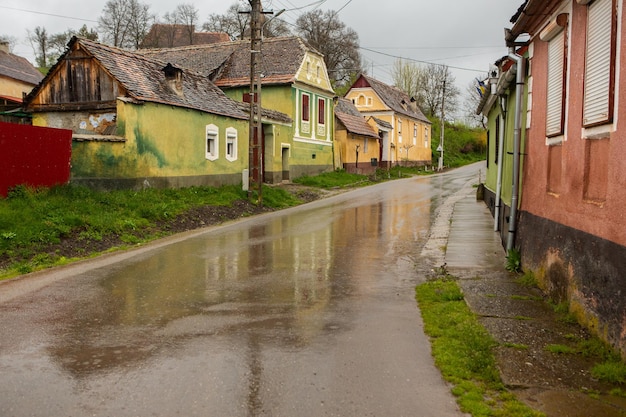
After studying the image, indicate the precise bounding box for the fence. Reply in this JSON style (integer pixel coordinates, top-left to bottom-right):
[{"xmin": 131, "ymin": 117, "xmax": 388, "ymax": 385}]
[{"xmin": 0, "ymin": 122, "xmax": 72, "ymax": 197}]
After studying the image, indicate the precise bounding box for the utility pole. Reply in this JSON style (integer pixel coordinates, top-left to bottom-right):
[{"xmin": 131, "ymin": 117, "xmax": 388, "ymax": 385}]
[
  {"xmin": 248, "ymin": 0, "xmax": 263, "ymax": 204},
  {"xmin": 438, "ymin": 77, "xmax": 446, "ymax": 171}
]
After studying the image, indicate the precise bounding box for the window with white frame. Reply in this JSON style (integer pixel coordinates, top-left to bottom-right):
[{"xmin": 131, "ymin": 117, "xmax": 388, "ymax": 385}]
[
  {"xmin": 413, "ymin": 123, "xmax": 418, "ymax": 145},
  {"xmin": 424, "ymin": 127, "xmax": 429, "ymax": 148},
  {"xmin": 364, "ymin": 138, "xmax": 368, "ymax": 153},
  {"xmin": 397, "ymin": 118, "xmax": 402, "ymax": 143},
  {"xmin": 226, "ymin": 127, "xmax": 237, "ymax": 161},
  {"xmin": 543, "ymin": 16, "xmax": 568, "ymax": 137},
  {"xmin": 583, "ymin": 0, "xmax": 616, "ymax": 127},
  {"xmin": 206, "ymin": 124, "xmax": 218, "ymax": 161}
]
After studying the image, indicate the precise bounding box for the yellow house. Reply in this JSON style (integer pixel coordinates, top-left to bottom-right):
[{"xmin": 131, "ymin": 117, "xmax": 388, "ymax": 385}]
[
  {"xmin": 334, "ymin": 98, "xmax": 380, "ymax": 174},
  {"xmin": 345, "ymin": 74, "xmax": 432, "ymax": 168},
  {"xmin": 0, "ymin": 42, "xmax": 42, "ymax": 111}
]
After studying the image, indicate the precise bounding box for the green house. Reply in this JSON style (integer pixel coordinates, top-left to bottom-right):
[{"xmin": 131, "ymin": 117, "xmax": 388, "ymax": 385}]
[
  {"xmin": 24, "ymin": 37, "xmax": 290, "ymax": 190},
  {"xmin": 139, "ymin": 36, "xmax": 336, "ymax": 183},
  {"xmin": 476, "ymin": 49, "xmax": 529, "ymax": 246}
]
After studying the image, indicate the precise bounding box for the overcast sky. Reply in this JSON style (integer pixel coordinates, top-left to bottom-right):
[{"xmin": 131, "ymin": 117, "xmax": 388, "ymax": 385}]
[{"xmin": 0, "ymin": 0, "xmax": 524, "ymax": 102}]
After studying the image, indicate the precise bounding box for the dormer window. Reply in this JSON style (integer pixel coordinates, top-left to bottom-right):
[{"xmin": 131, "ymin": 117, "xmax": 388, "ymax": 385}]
[{"xmin": 162, "ymin": 63, "xmax": 184, "ymax": 97}]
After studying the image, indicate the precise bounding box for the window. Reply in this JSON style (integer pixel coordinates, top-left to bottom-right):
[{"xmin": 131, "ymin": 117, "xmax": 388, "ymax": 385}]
[
  {"xmin": 226, "ymin": 128, "xmax": 237, "ymax": 161},
  {"xmin": 364, "ymin": 138, "xmax": 368, "ymax": 153},
  {"xmin": 318, "ymin": 98, "xmax": 325, "ymax": 125},
  {"xmin": 397, "ymin": 118, "xmax": 402, "ymax": 143},
  {"xmin": 302, "ymin": 93, "xmax": 310, "ymax": 122},
  {"xmin": 424, "ymin": 127, "xmax": 429, "ymax": 148},
  {"xmin": 206, "ymin": 125, "xmax": 218, "ymax": 161},
  {"xmin": 583, "ymin": 0, "xmax": 616, "ymax": 127},
  {"xmin": 413, "ymin": 123, "xmax": 418, "ymax": 145},
  {"xmin": 544, "ymin": 18, "xmax": 567, "ymax": 136}
]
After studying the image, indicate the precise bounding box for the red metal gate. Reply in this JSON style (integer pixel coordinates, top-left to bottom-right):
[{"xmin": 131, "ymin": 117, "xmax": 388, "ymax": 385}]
[{"xmin": 0, "ymin": 122, "xmax": 72, "ymax": 197}]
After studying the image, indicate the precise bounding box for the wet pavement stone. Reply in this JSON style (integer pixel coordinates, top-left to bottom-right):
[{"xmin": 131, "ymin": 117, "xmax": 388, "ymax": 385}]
[{"xmin": 426, "ymin": 181, "xmax": 626, "ymax": 417}]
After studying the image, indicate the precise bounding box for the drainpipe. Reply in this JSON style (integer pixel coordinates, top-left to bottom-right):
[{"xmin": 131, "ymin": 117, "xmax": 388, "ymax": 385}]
[
  {"xmin": 506, "ymin": 48, "xmax": 525, "ymax": 252},
  {"xmin": 494, "ymin": 96, "xmax": 507, "ymax": 232}
]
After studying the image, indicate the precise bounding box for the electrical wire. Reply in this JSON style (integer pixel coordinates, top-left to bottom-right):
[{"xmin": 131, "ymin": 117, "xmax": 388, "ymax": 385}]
[{"xmin": 0, "ymin": 5, "xmax": 98, "ymax": 23}]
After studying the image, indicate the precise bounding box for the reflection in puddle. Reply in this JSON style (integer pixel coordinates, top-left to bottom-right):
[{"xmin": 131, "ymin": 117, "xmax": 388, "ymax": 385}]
[{"xmin": 41, "ymin": 183, "xmax": 431, "ymax": 378}]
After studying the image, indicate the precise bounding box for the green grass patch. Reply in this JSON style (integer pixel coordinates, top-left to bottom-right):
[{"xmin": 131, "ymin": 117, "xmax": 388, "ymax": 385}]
[
  {"xmin": 293, "ymin": 169, "xmax": 370, "ymax": 188},
  {"xmin": 511, "ymin": 295, "xmax": 543, "ymax": 301},
  {"xmin": 545, "ymin": 344, "xmax": 577, "ymax": 354},
  {"xmin": 416, "ymin": 278, "xmax": 544, "ymax": 417},
  {"xmin": 503, "ymin": 343, "xmax": 529, "ymax": 350},
  {"xmin": 592, "ymin": 361, "xmax": 626, "ymax": 384},
  {"xmin": 515, "ymin": 271, "xmax": 539, "ymax": 288}
]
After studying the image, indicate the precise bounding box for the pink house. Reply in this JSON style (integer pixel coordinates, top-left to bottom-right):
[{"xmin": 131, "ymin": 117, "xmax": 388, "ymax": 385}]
[{"xmin": 508, "ymin": 0, "xmax": 626, "ymax": 355}]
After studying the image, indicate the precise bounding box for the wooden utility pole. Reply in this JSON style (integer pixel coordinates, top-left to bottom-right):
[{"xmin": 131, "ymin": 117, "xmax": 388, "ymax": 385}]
[
  {"xmin": 438, "ymin": 77, "xmax": 446, "ymax": 171},
  {"xmin": 248, "ymin": 0, "xmax": 263, "ymax": 204}
]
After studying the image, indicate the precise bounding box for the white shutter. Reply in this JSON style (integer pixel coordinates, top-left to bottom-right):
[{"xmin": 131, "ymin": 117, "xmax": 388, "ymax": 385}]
[
  {"xmin": 583, "ymin": 0, "xmax": 613, "ymax": 126},
  {"xmin": 546, "ymin": 30, "xmax": 565, "ymax": 136}
]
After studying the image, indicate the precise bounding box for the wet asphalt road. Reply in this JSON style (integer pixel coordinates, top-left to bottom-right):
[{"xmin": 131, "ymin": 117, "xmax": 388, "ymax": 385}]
[{"xmin": 0, "ymin": 164, "xmax": 482, "ymax": 417}]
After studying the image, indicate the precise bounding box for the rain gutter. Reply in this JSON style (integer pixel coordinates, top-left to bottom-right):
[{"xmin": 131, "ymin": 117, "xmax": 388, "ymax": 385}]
[{"xmin": 506, "ymin": 48, "xmax": 525, "ymax": 252}]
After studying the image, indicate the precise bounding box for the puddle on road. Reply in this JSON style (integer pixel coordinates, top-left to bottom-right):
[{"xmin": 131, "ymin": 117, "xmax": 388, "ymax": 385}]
[{"xmin": 32, "ymin": 190, "xmax": 433, "ymax": 378}]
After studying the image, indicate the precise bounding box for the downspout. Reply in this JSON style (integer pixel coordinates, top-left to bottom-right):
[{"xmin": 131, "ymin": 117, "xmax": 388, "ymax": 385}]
[
  {"xmin": 494, "ymin": 96, "xmax": 507, "ymax": 232},
  {"xmin": 506, "ymin": 48, "xmax": 525, "ymax": 251}
]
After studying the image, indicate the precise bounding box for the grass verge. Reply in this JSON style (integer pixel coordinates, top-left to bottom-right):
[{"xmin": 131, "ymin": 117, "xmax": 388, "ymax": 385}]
[
  {"xmin": 415, "ymin": 278, "xmax": 544, "ymax": 417},
  {"xmin": 0, "ymin": 183, "xmax": 301, "ymax": 279}
]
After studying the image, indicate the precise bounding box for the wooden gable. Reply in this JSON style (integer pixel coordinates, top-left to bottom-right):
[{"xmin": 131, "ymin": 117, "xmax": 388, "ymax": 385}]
[{"xmin": 28, "ymin": 43, "xmax": 125, "ymax": 112}]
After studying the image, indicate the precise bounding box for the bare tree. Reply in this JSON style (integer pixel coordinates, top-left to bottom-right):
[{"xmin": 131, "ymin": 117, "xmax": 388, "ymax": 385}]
[
  {"xmin": 99, "ymin": 0, "xmax": 151, "ymax": 49},
  {"xmin": 126, "ymin": 0, "xmax": 153, "ymax": 49},
  {"xmin": 392, "ymin": 59, "xmax": 422, "ymax": 99},
  {"xmin": 27, "ymin": 27, "xmax": 50, "ymax": 68},
  {"xmin": 174, "ymin": 3, "xmax": 199, "ymax": 45},
  {"xmin": 99, "ymin": 0, "xmax": 130, "ymax": 47},
  {"xmin": 203, "ymin": 4, "xmax": 247, "ymax": 40},
  {"xmin": 416, "ymin": 64, "xmax": 459, "ymax": 118},
  {"xmin": 295, "ymin": 9, "xmax": 362, "ymax": 88}
]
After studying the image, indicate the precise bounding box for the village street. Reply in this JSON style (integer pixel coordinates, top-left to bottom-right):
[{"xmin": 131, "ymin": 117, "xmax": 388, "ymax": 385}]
[{"xmin": 0, "ymin": 164, "xmax": 482, "ymax": 417}]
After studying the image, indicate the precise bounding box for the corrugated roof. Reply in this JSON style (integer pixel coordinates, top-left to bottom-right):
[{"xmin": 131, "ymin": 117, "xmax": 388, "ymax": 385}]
[
  {"xmin": 335, "ymin": 98, "xmax": 379, "ymax": 138},
  {"xmin": 358, "ymin": 74, "xmax": 431, "ymax": 124},
  {"xmin": 0, "ymin": 49, "xmax": 43, "ymax": 86}
]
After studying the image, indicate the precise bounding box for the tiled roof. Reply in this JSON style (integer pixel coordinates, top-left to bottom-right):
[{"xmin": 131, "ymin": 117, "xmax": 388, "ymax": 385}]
[
  {"xmin": 75, "ymin": 38, "xmax": 249, "ymax": 120},
  {"xmin": 0, "ymin": 49, "xmax": 43, "ymax": 86},
  {"xmin": 359, "ymin": 74, "xmax": 431, "ymax": 124},
  {"xmin": 370, "ymin": 117, "xmax": 393, "ymax": 130},
  {"xmin": 335, "ymin": 98, "xmax": 379, "ymax": 138},
  {"xmin": 26, "ymin": 37, "xmax": 290, "ymax": 124},
  {"xmin": 138, "ymin": 37, "xmax": 312, "ymax": 87},
  {"xmin": 140, "ymin": 24, "xmax": 230, "ymax": 48}
]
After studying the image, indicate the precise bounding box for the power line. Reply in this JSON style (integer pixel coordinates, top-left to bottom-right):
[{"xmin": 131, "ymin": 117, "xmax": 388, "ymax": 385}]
[
  {"xmin": 0, "ymin": 5, "xmax": 98, "ymax": 23},
  {"xmin": 359, "ymin": 46, "xmax": 486, "ymax": 73}
]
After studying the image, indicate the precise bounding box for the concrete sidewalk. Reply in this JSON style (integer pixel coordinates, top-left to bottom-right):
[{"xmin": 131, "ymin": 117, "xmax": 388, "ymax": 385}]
[{"xmin": 437, "ymin": 184, "xmax": 626, "ymax": 417}]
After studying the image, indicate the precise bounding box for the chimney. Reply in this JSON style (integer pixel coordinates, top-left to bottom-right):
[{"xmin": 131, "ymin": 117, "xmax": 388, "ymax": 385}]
[
  {"xmin": 0, "ymin": 42, "xmax": 9, "ymax": 54},
  {"xmin": 162, "ymin": 63, "xmax": 184, "ymax": 97}
]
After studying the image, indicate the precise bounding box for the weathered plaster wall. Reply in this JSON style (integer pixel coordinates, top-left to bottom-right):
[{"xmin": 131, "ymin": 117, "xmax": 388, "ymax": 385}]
[
  {"xmin": 0, "ymin": 76, "xmax": 35, "ymax": 101},
  {"xmin": 518, "ymin": 211, "xmax": 626, "ymax": 357},
  {"xmin": 36, "ymin": 101, "xmax": 250, "ymax": 189}
]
